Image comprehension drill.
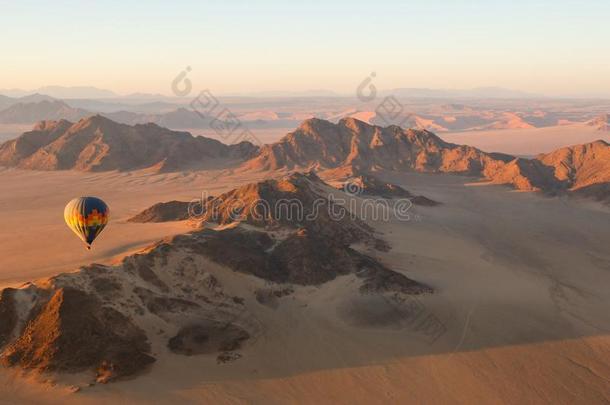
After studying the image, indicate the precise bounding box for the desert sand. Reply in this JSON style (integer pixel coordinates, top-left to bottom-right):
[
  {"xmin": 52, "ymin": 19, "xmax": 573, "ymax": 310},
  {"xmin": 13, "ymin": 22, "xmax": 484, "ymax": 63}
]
[
  {"xmin": 440, "ymin": 123, "xmax": 610, "ymax": 156},
  {"xmin": 0, "ymin": 167, "xmax": 267, "ymax": 286},
  {"xmin": 0, "ymin": 167, "xmax": 609, "ymax": 404}
]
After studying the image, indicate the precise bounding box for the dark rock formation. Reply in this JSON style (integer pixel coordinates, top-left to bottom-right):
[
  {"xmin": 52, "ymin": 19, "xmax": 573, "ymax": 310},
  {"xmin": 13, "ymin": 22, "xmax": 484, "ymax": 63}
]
[
  {"xmin": 340, "ymin": 174, "xmax": 440, "ymax": 205},
  {"xmin": 1, "ymin": 288, "xmax": 154, "ymax": 384},
  {"xmin": 0, "ymin": 289, "xmax": 17, "ymax": 348},
  {"xmin": 168, "ymin": 321, "xmax": 250, "ymax": 356},
  {"xmin": 198, "ymin": 171, "xmax": 384, "ymax": 248}
]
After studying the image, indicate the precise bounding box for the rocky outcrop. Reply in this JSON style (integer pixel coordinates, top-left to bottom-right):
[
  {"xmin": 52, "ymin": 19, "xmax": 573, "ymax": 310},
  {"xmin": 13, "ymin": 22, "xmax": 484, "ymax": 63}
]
[
  {"xmin": 339, "ymin": 174, "xmax": 440, "ymax": 205},
  {"xmin": 0, "ymin": 242, "xmax": 253, "ymax": 383},
  {"xmin": 168, "ymin": 322, "xmax": 250, "ymax": 357},
  {"xmin": 0, "ymin": 115, "xmax": 259, "ymax": 172},
  {"xmin": 181, "ymin": 226, "xmax": 424, "ymax": 288},
  {"xmin": 185, "ymin": 173, "xmax": 429, "ymax": 288},
  {"xmin": 485, "ymin": 158, "xmax": 561, "ymax": 192},
  {"xmin": 0, "ymin": 289, "xmax": 18, "ymax": 348},
  {"xmin": 0, "ymin": 172, "xmax": 431, "ymax": 384},
  {"xmin": 197, "ymin": 171, "xmax": 385, "ymax": 248},
  {"xmin": 1, "ymin": 288, "xmax": 154, "ymax": 383},
  {"xmin": 128, "ymin": 201, "xmax": 193, "ymax": 223},
  {"xmin": 537, "ymin": 140, "xmax": 610, "ymax": 190},
  {"xmin": 483, "ymin": 140, "xmax": 610, "ymax": 193}
]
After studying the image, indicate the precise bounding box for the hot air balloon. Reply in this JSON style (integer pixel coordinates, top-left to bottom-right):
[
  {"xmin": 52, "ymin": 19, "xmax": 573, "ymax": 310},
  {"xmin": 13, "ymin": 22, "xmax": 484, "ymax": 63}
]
[{"xmin": 64, "ymin": 197, "xmax": 109, "ymax": 250}]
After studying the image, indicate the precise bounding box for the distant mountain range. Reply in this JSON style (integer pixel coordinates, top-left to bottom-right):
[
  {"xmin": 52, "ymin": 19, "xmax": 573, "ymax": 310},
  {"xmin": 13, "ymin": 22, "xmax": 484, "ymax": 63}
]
[
  {"xmin": 0, "ymin": 86, "xmax": 118, "ymax": 99},
  {"xmin": 1, "ymin": 86, "xmax": 543, "ymax": 100},
  {"xmin": 1, "ymin": 93, "xmax": 603, "ymax": 134},
  {"xmin": 227, "ymin": 89, "xmax": 342, "ymax": 98},
  {"xmin": 0, "ymin": 100, "xmax": 90, "ymax": 123},
  {"xmin": 382, "ymin": 87, "xmax": 541, "ymax": 99},
  {"xmin": 0, "ymin": 99, "xmax": 214, "ymax": 128}
]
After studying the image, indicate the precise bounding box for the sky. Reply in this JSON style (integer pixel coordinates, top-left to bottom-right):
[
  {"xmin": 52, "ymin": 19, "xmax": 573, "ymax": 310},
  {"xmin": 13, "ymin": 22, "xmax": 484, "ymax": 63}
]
[{"xmin": 1, "ymin": 0, "xmax": 610, "ymax": 97}]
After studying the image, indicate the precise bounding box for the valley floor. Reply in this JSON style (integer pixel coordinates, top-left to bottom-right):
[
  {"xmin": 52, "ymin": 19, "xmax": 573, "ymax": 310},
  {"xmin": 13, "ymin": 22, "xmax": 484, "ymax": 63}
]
[
  {"xmin": 440, "ymin": 123, "xmax": 610, "ymax": 155},
  {"xmin": 0, "ymin": 169, "xmax": 609, "ymax": 404}
]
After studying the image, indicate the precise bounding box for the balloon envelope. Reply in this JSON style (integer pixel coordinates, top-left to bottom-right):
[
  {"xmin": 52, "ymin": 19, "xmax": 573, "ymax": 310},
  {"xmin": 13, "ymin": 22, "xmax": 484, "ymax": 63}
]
[{"xmin": 64, "ymin": 197, "xmax": 109, "ymax": 249}]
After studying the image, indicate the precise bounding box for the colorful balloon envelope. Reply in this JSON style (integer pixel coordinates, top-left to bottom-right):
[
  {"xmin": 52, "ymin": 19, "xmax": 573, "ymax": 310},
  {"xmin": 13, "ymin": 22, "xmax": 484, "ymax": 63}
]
[{"xmin": 64, "ymin": 197, "xmax": 109, "ymax": 250}]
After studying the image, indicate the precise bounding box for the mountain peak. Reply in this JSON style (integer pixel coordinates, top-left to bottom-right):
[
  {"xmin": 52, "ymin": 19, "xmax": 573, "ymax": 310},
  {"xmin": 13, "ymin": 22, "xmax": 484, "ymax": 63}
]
[
  {"xmin": 82, "ymin": 113, "xmax": 114, "ymax": 123},
  {"xmin": 338, "ymin": 116, "xmax": 369, "ymax": 131},
  {"xmin": 16, "ymin": 93, "xmax": 58, "ymax": 103},
  {"xmin": 243, "ymin": 117, "xmax": 495, "ymax": 173},
  {"xmin": 71, "ymin": 114, "xmax": 124, "ymax": 133},
  {"xmin": 33, "ymin": 118, "xmax": 73, "ymax": 131},
  {"xmin": 296, "ymin": 117, "xmax": 335, "ymax": 131}
]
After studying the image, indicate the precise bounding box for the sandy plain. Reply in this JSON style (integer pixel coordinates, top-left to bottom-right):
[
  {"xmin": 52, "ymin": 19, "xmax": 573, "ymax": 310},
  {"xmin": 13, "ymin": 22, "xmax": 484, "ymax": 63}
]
[
  {"xmin": 0, "ymin": 167, "xmax": 609, "ymax": 404},
  {"xmin": 440, "ymin": 123, "xmax": 610, "ymax": 156}
]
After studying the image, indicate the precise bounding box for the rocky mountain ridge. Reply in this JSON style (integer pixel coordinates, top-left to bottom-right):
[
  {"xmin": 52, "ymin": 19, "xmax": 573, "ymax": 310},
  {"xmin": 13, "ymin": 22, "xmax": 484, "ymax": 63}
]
[
  {"xmin": 0, "ymin": 172, "xmax": 431, "ymax": 384},
  {"xmin": 0, "ymin": 115, "xmax": 258, "ymax": 172}
]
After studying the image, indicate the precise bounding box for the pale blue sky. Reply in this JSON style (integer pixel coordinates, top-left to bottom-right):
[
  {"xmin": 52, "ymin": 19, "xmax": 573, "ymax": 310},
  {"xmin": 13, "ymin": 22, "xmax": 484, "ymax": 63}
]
[{"xmin": 2, "ymin": 0, "xmax": 609, "ymax": 96}]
